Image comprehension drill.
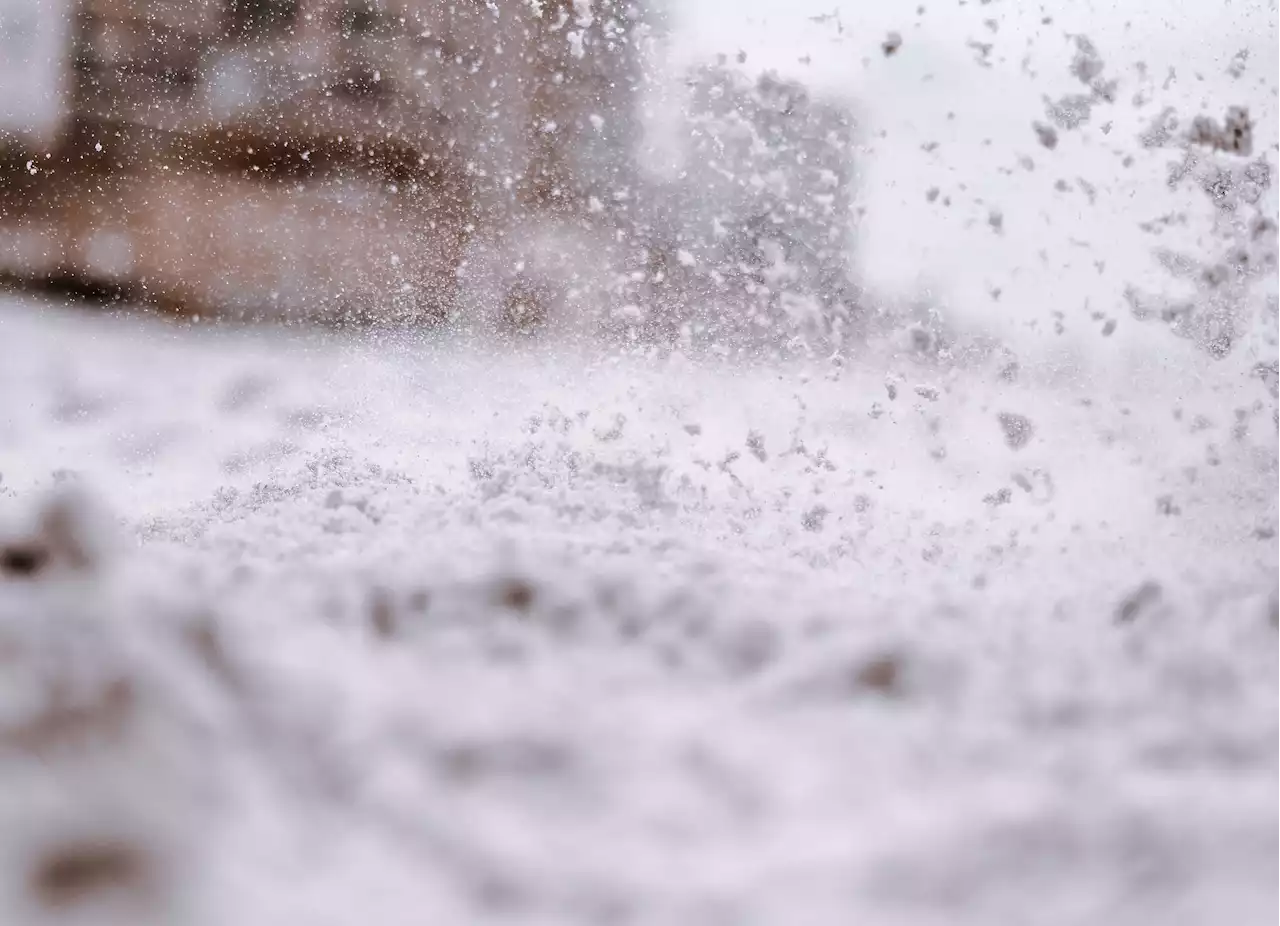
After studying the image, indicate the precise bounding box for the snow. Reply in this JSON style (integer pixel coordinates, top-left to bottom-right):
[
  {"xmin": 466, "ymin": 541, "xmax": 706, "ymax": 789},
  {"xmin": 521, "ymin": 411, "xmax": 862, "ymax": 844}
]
[
  {"xmin": 0, "ymin": 294, "xmax": 1274, "ymax": 925},
  {"xmin": 668, "ymin": 0, "xmax": 1279, "ymax": 356},
  {"xmin": 0, "ymin": 0, "xmax": 1276, "ymax": 921}
]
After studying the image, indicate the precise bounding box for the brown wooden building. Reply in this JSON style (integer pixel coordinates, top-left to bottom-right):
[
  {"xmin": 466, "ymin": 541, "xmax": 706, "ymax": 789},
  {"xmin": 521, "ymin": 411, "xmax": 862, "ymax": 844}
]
[{"xmin": 0, "ymin": 0, "xmax": 652, "ymax": 325}]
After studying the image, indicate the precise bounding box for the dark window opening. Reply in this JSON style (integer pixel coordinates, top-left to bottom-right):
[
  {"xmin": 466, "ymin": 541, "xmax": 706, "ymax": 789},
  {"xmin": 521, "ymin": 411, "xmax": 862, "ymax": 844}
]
[
  {"xmin": 225, "ymin": 0, "xmax": 299, "ymax": 39},
  {"xmin": 334, "ymin": 68, "xmax": 392, "ymax": 101},
  {"xmin": 337, "ymin": 2, "xmax": 382, "ymax": 39}
]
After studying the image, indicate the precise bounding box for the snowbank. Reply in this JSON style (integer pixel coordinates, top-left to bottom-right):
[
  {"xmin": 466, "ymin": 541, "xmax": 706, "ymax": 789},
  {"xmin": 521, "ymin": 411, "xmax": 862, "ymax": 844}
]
[{"xmin": 0, "ymin": 295, "xmax": 1274, "ymax": 924}]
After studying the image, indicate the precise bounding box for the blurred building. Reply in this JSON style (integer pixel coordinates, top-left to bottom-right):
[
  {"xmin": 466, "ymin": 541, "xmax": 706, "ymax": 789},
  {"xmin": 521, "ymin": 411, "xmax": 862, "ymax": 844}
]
[
  {"xmin": 609, "ymin": 61, "xmax": 860, "ymax": 353},
  {"xmin": 0, "ymin": 0, "xmax": 653, "ymax": 324}
]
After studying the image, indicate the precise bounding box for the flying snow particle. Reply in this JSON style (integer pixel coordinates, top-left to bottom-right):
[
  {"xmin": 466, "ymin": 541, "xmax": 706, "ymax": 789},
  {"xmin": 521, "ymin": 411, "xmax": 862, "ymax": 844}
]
[
  {"xmin": 1033, "ymin": 122, "xmax": 1059, "ymax": 149},
  {"xmin": 997, "ymin": 412, "xmax": 1034, "ymax": 450}
]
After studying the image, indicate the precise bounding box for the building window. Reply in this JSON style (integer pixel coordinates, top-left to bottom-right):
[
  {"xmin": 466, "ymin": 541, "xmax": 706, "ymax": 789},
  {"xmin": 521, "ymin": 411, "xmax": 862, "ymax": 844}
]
[
  {"xmin": 336, "ymin": 2, "xmax": 381, "ymax": 39},
  {"xmin": 226, "ymin": 0, "xmax": 299, "ymax": 39}
]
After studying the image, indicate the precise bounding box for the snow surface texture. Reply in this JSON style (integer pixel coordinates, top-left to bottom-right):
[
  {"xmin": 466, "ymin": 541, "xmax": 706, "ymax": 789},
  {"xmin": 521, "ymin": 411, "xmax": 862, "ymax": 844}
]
[{"xmin": 0, "ymin": 295, "xmax": 1275, "ymax": 925}]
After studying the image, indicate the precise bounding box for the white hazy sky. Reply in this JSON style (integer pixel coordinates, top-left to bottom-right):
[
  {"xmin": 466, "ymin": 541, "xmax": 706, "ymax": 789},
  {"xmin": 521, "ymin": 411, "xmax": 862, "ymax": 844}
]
[{"xmin": 667, "ymin": 0, "xmax": 1278, "ymax": 358}]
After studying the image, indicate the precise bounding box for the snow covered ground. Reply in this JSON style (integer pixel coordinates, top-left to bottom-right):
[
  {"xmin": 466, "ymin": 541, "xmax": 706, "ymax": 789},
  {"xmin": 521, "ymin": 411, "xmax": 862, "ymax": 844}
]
[{"xmin": 0, "ymin": 292, "xmax": 1275, "ymax": 925}]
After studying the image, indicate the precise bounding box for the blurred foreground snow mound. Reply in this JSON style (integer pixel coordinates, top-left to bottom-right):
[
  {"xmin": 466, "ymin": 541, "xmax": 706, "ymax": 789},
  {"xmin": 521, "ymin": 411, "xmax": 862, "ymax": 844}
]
[{"xmin": 0, "ymin": 297, "xmax": 1276, "ymax": 925}]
